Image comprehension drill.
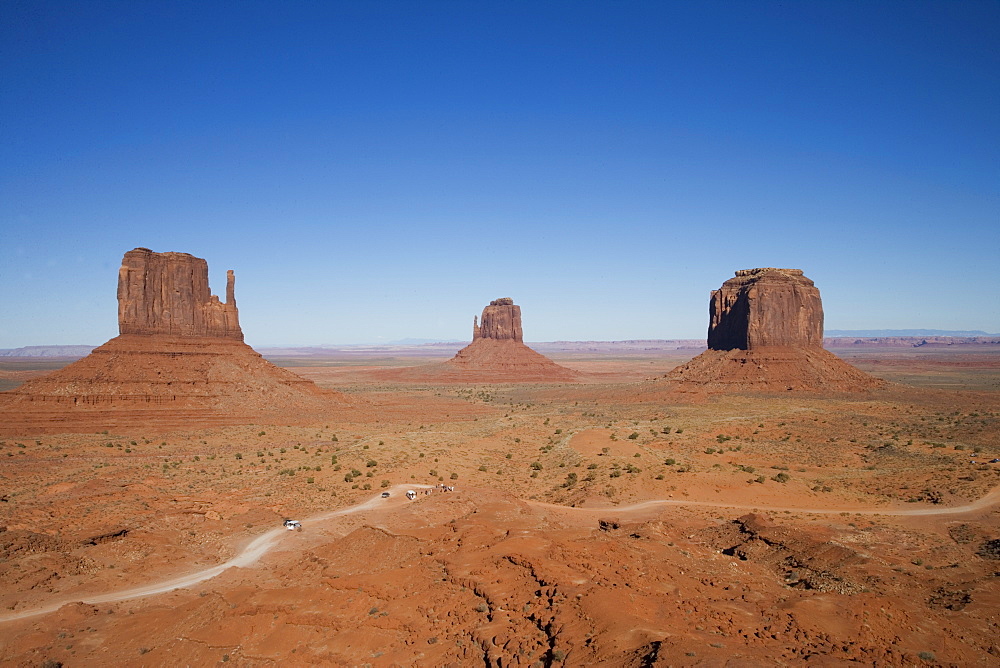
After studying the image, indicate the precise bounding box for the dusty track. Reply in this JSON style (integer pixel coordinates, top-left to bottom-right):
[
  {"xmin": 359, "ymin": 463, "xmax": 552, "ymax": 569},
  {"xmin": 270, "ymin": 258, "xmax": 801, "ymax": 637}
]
[{"xmin": 3, "ymin": 483, "xmax": 997, "ymax": 624}]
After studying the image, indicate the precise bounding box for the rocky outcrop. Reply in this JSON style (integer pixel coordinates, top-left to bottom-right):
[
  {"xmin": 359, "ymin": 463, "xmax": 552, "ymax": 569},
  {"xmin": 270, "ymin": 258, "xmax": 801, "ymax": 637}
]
[
  {"xmin": 708, "ymin": 268, "xmax": 822, "ymax": 350},
  {"xmin": 667, "ymin": 269, "xmax": 886, "ymax": 393},
  {"xmin": 118, "ymin": 248, "xmax": 242, "ymax": 339},
  {"xmin": 473, "ymin": 298, "xmax": 523, "ymax": 342}
]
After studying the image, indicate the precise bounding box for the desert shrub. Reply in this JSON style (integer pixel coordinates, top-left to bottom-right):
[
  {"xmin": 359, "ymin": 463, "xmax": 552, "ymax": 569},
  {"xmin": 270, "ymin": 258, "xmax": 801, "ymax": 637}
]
[
  {"xmin": 380, "ymin": 479, "xmax": 390, "ymax": 487},
  {"xmin": 366, "ymin": 459, "xmax": 377, "ymax": 467},
  {"xmin": 664, "ymin": 458, "xmax": 676, "ymax": 465},
  {"xmin": 530, "ymin": 461, "xmax": 543, "ymax": 470},
  {"xmin": 628, "ymin": 432, "xmax": 639, "ymax": 440},
  {"xmin": 976, "ymin": 539, "xmax": 1000, "ymax": 560},
  {"xmin": 235, "ymin": 453, "xmax": 242, "ymax": 460},
  {"xmin": 450, "ymin": 472, "xmax": 458, "ymax": 480},
  {"xmin": 773, "ymin": 472, "xmax": 791, "ymax": 483}
]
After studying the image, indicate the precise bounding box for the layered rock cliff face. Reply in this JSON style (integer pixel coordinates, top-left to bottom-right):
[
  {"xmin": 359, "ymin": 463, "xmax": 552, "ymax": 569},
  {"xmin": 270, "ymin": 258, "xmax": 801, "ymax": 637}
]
[
  {"xmin": 668, "ymin": 269, "xmax": 885, "ymax": 393},
  {"xmin": 118, "ymin": 248, "xmax": 242, "ymax": 339},
  {"xmin": 708, "ymin": 268, "xmax": 823, "ymax": 351},
  {"xmin": 0, "ymin": 249, "xmax": 340, "ymax": 433},
  {"xmin": 473, "ymin": 298, "xmax": 523, "ymax": 342}
]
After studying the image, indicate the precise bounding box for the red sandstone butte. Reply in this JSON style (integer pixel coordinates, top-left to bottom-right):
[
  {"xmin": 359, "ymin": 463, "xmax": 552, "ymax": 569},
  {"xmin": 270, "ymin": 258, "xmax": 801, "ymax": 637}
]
[
  {"xmin": 0, "ymin": 248, "xmax": 340, "ymax": 434},
  {"xmin": 373, "ymin": 298, "xmax": 577, "ymax": 382},
  {"xmin": 117, "ymin": 247, "xmax": 242, "ymax": 339},
  {"xmin": 708, "ymin": 268, "xmax": 823, "ymax": 350},
  {"xmin": 472, "ymin": 297, "xmax": 523, "ymax": 342},
  {"xmin": 668, "ymin": 268, "xmax": 885, "ymax": 392}
]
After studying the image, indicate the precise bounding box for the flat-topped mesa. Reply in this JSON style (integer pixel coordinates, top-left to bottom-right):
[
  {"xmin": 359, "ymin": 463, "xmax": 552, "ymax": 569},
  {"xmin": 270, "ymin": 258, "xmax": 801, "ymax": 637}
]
[
  {"xmin": 117, "ymin": 248, "xmax": 243, "ymax": 340},
  {"xmin": 708, "ymin": 268, "xmax": 823, "ymax": 351},
  {"xmin": 473, "ymin": 297, "xmax": 523, "ymax": 342}
]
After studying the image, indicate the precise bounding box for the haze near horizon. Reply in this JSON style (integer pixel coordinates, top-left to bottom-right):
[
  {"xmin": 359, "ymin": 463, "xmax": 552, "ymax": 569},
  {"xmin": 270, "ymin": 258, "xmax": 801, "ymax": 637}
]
[{"xmin": 2, "ymin": 1, "xmax": 997, "ymax": 348}]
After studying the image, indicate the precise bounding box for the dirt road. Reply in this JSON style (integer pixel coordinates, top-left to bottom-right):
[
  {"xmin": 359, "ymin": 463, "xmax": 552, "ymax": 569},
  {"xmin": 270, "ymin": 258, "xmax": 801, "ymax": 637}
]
[{"xmin": 2, "ymin": 483, "xmax": 996, "ymax": 624}]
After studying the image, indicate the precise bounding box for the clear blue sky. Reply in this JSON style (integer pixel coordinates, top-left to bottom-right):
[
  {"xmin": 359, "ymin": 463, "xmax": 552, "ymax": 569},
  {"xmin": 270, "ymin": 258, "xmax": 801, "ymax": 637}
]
[{"xmin": 2, "ymin": 0, "xmax": 997, "ymax": 347}]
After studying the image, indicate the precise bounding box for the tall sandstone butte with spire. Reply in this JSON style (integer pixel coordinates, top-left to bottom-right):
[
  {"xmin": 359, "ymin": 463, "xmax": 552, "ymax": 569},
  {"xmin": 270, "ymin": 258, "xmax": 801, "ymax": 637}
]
[
  {"xmin": 668, "ymin": 268, "xmax": 885, "ymax": 392},
  {"xmin": 445, "ymin": 297, "xmax": 576, "ymax": 380},
  {"xmin": 372, "ymin": 297, "xmax": 576, "ymax": 382},
  {"xmin": 0, "ymin": 248, "xmax": 339, "ymax": 434},
  {"xmin": 472, "ymin": 297, "xmax": 524, "ymax": 342},
  {"xmin": 117, "ymin": 247, "xmax": 242, "ymax": 339}
]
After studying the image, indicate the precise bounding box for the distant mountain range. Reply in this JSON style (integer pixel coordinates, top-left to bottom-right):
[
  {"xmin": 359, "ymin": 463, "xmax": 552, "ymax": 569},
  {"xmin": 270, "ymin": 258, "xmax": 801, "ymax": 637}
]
[
  {"xmin": 824, "ymin": 329, "xmax": 996, "ymax": 337},
  {"xmin": 3, "ymin": 332, "xmax": 998, "ymax": 358},
  {"xmin": 0, "ymin": 345, "xmax": 97, "ymax": 357}
]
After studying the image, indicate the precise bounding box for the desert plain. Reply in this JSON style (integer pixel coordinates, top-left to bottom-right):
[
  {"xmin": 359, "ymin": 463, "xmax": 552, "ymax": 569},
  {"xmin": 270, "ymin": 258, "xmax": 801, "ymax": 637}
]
[{"xmin": 0, "ymin": 340, "xmax": 998, "ymax": 667}]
